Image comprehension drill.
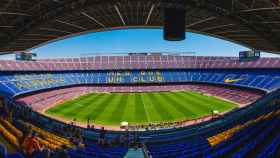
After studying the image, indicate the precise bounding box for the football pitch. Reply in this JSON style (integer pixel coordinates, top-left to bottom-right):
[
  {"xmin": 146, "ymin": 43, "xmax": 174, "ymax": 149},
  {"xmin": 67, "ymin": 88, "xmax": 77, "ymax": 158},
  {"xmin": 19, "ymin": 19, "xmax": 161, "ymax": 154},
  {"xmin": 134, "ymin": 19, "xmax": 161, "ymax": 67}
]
[{"xmin": 45, "ymin": 91, "xmax": 237, "ymax": 125}]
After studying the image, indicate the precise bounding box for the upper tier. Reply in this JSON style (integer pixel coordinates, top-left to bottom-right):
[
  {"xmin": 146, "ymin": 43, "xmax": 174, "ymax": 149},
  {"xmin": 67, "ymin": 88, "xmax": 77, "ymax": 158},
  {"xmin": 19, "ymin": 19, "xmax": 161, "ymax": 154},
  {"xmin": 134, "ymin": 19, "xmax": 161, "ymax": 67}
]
[{"xmin": 1, "ymin": 55, "xmax": 280, "ymax": 71}]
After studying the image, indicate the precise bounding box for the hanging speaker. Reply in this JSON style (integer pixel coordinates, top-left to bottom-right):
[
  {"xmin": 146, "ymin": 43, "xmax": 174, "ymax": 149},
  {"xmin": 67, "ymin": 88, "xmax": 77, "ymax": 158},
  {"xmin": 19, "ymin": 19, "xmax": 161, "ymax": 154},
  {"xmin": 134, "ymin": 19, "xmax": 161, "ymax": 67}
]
[{"xmin": 163, "ymin": 7, "xmax": 186, "ymax": 41}]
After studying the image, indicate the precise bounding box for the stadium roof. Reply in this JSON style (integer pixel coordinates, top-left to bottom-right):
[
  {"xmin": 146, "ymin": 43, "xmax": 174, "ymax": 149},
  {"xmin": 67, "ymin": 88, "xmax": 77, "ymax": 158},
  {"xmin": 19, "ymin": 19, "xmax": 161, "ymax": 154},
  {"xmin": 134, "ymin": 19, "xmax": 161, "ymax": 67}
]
[{"xmin": 1, "ymin": 0, "xmax": 280, "ymax": 54}]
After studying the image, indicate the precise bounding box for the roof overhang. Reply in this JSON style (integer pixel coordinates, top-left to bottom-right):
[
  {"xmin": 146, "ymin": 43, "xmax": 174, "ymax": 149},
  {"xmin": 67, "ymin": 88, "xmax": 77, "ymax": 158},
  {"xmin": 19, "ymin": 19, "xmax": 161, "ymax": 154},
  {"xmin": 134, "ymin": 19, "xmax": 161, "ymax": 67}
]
[{"xmin": 0, "ymin": 0, "xmax": 280, "ymax": 54}]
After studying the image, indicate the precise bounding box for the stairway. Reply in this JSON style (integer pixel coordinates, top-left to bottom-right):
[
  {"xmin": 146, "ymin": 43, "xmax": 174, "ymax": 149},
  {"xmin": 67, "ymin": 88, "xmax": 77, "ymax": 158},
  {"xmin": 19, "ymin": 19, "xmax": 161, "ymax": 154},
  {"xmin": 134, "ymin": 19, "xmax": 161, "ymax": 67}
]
[{"xmin": 124, "ymin": 148, "xmax": 145, "ymax": 158}]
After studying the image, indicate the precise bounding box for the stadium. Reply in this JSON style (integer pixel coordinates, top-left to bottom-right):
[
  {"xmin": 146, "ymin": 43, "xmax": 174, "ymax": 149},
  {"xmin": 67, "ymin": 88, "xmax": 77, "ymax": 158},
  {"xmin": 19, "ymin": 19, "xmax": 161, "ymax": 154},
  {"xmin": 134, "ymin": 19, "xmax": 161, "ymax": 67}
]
[{"xmin": 1, "ymin": 0, "xmax": 280, "ymax": 158}]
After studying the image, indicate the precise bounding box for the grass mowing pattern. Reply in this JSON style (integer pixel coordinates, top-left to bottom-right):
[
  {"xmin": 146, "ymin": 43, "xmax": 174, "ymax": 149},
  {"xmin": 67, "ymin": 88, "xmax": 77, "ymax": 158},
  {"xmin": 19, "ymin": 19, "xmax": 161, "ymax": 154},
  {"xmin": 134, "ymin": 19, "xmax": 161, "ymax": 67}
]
[{"xmin": 46, "ymin": 91, "xmax": 237, "ymax": 125}]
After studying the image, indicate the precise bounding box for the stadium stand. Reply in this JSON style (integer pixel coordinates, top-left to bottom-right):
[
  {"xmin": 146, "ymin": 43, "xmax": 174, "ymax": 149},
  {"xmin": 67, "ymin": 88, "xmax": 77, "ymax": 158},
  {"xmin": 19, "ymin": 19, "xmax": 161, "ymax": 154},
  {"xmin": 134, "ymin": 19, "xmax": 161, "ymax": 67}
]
[
  {"xmin": 0, "ymin": 68, "xmax": 279, "ymax": 98},
  {"xmin": 1, "ymin": 55, "xmax": 280, "ymax": 157},
  {"xmin": 0, "ymin": 106, "xmax": 128, "ymax": 158},
  {"xmin": 1, "ymin": 56, "xmax": 280, "ymax": 71}
]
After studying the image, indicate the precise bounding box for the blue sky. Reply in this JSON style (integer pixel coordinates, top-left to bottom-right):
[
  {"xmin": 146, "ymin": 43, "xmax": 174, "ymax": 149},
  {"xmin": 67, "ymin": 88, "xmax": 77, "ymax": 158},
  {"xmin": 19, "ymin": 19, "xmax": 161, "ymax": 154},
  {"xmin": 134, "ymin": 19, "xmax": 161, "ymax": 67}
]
[{"xmin": 1, "ymin": 29, "xmax": 280, "ymax": 59}]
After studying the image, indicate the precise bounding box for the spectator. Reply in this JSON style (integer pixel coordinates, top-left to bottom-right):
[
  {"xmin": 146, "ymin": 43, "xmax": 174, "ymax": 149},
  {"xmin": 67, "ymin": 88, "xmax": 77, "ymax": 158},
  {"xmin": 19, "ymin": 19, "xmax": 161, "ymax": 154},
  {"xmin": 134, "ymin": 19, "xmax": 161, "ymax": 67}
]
[
  {"xmin": 20, "ymin": 125, "xmax": 31, "ymax": 145},
  {"xmin": 70, "ymin": 132, "xmax": 83, "ymax": 147},
  {"xmin": 98, "ymin": 127, "xmax": 107, "ymax": 146},
  {"xmin": 22, "ymin": 131, "xmax": 42, "ymax": 158}
]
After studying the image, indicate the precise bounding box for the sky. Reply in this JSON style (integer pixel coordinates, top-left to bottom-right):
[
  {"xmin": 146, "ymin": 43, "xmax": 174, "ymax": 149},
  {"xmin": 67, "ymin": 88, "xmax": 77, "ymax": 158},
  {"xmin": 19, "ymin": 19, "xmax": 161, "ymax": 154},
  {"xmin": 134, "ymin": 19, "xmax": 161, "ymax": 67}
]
[{"xmin": 1, "ymin": 29, "xmax": 280, "ymax": 59}]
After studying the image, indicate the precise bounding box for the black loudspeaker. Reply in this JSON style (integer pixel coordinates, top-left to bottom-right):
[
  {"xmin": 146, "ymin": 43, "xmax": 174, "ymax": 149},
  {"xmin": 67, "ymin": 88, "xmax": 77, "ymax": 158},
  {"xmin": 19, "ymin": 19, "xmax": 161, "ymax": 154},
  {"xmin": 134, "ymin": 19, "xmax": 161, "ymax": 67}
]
[{"xmin": 164, "ymin": 7, "xmax": 186, "ymax": 41}]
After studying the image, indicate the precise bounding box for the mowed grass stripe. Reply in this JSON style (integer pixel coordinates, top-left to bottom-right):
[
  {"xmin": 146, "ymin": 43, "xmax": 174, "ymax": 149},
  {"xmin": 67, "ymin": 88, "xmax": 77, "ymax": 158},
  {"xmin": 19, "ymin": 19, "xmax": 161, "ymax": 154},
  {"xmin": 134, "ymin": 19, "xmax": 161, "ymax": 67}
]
[
  {"xmin": 121, "ymin": 94, "xmax": 135, "ymax": 123},
  {"xmin": 159, "ymin": 92, "xmax": 197, "ymax": 118},
  {"xmin": 134, "ymin": 93, "xmax": 148, "ymax": 123},
  {"xmin": 141, "ymin": 93, "xmax": 162, "ymax": 122},
  {"xmin": 146, "ymin": 93, "xmax": 174, "ymax": 121},
  {"xmin": 108, "ymin": 94, "xmax": 129, "ymax": 124},
  {"xmin": 57, "ymin": 94, "xmax": 101, "ymax": 117},
  {"xmin": 95, "ymin": 94, "xmax": 123, "ymax": 122},
  {"xmin": 46, "ymin": 93, "xmax": 97, "ymax": 114},
  {"xmin": 152, "ymin": 93, "xmax": 185, "ymax": 120},
  {"xmin": 182, "ymin": 91, "xmax": 235, "ymax": 111},
  {"xmin": 77, "ymin": 93, "xmax": 116, "ymax": 121},
  {"xmin": 88, "ymin": 93, "xmax": 119, "ymax": 121},
  {"xmin": 165, "ymin": 92, "xmax": 210, "ymax": 116},
  {"xmin": 170, "ymin": 92, "xmax": 212, "ymax": 116},
  {"xmin": 187, "ymin": 92, "xmax": 235, "ymax": 110},
  {"xmin": 46, "ymin": 91, "xmax": 237, "ymax": 125},
  {"xmin": 49, "ymin": 93, "xmax": 104, "ymax": 120},
  {"xmin": 63, "ymin": 94, "xmax": 104, "ymax": 119}
]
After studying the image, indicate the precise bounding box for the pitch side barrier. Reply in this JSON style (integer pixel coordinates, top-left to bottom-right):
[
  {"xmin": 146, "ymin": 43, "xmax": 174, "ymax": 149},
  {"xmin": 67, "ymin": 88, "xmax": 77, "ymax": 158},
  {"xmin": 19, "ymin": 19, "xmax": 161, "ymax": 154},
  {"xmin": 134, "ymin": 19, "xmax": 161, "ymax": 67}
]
[{"xmin": 5, "ymin": 88, "xmax": 280, "ymax": 143}]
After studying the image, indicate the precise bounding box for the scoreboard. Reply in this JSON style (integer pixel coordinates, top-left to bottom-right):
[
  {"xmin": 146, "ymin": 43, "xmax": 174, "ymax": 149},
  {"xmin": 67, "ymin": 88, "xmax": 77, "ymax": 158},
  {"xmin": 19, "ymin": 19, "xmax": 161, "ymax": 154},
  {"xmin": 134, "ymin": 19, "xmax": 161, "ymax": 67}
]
[
  {"xmin": 16, "ymin": 52, "xmax": 37, "ymax": 61},
  {"xmin": 239, "ymin": 50, "xmax": 260, "ymax": 61}
]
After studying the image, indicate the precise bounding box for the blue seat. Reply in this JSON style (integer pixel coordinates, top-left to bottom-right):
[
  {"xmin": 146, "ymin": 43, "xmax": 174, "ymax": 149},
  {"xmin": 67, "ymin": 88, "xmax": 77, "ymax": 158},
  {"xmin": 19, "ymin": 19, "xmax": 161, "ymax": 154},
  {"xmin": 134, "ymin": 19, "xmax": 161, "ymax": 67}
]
[
  {"xmin": 0, "ymin": 143, "xmax": 7, "ymax": 158},
  {"xmin": 7, "ymin": 153, "xmax": 25, "ymax": 158}
]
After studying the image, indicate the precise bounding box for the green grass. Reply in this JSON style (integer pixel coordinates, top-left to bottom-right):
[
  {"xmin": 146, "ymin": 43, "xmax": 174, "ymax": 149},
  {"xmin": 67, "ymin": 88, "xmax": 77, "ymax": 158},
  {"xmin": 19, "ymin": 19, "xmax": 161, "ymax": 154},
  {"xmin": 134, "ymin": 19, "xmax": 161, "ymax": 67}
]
[{"xmin": 45, "ymin": 91, "xmax": 237, "ymax": 125}]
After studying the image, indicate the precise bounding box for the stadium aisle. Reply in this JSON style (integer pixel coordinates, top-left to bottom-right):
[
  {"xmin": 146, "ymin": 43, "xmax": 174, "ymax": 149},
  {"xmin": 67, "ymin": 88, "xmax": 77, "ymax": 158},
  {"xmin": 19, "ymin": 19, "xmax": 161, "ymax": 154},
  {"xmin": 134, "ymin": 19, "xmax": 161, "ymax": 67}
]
[{"xmin": 124, "ymin": 148, "xmax": 145, "ymax": 158}]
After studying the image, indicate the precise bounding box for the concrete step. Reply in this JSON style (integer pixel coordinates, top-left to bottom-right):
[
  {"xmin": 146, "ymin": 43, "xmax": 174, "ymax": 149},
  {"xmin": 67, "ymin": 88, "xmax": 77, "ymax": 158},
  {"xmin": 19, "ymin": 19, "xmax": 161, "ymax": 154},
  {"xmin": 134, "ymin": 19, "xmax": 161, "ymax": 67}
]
[{"xmin": 125, "ymin": 148, "xmax": 145, "ymax": 158}]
